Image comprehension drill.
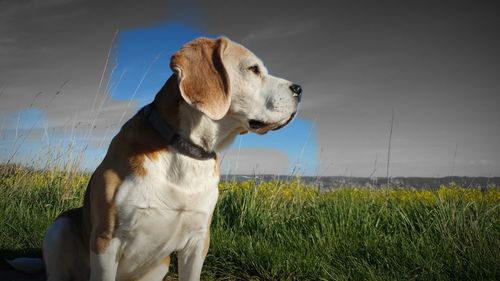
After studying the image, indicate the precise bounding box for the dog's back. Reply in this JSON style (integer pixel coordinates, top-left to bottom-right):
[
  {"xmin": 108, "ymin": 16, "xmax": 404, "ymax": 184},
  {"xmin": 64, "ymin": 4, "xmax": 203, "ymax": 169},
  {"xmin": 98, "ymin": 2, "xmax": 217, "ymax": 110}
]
[{"xmin": 43, "ymin": 207, "xmax": 90, "ymax": 281}]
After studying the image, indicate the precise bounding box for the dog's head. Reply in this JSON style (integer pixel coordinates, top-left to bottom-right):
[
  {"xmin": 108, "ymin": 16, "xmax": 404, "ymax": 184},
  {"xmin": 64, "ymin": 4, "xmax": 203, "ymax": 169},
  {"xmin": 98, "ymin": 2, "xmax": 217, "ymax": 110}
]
[{"xmin": 170, "ymin": 37, "xmax": 301, "ymax": 135}]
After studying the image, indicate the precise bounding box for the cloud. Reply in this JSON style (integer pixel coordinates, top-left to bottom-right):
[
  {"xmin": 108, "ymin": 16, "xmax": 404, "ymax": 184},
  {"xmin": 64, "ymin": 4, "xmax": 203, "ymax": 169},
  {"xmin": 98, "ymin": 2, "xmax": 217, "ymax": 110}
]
[
  {"xmin": 220, "ymin": 148, "xmax": 289, "ymax": 175},
  {"xmin": 1, "ymin": 0, "xmax": 500, "ymax": 176},
  {"xmin": 0, "ymin": 0, "xmax": 170, "ymax": 156},
  {"xmin": 468, "ymin": 160, "xmax": 495, "ymax": 167},
  {"xmin": 242, "ymin": 19, "xmax": 320, "ymax": 42}
]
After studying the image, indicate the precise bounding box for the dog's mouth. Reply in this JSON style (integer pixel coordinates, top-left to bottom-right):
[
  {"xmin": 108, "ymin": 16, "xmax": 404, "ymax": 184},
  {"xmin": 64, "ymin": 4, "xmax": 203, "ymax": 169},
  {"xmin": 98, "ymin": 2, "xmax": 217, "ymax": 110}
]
[
  {"xmin": 248, "ymin": 112, "xmax": 296, "ymax": 132},
  {"xmin": 248, "ymin": 119, "xmax": 267, "ymax": 130}
]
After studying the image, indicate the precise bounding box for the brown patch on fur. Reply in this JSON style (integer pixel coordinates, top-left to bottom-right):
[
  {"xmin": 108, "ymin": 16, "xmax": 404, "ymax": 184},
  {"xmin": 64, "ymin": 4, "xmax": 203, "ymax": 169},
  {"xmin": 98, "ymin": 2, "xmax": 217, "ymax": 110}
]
[
  {"xmin": 154, "ymin": 75, "xmax": 183, "ymax": 133},
  {"xmin": 170, "ymin": 37, "xmax": 231, "ymax": 120},
  {"xmin": 88, "ymin": 167, "xmax": 120, "ymax": 253},
  {"xmin": 88, "ymin": 125, "xmax": 171, "ymax": 253},
  {"xmin": 86, "ymin": 77, "xmax": 183, "ymax": 254}
]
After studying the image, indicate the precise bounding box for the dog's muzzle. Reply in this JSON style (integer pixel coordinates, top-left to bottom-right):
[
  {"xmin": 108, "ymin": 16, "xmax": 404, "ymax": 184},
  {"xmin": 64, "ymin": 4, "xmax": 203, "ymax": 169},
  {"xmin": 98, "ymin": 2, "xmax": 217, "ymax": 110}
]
[{"xmin": 248, "ymin": 111, "xmax": 297, "ymax": 132}]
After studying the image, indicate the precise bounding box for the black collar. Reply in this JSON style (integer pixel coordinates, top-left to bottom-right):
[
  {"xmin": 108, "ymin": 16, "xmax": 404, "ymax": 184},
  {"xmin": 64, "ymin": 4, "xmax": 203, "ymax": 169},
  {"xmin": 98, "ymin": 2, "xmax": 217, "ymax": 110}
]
[{"xmin": 141, "ymin": 103, "xmax": 216, "ymax": 160}]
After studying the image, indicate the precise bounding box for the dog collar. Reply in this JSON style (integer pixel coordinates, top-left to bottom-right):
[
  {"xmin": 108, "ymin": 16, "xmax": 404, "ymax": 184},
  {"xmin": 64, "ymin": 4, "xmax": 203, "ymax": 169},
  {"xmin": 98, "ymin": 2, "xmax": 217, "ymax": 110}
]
[{"xmin": 141, "ymin": 103, "xmax": 216, "ymax": 160}]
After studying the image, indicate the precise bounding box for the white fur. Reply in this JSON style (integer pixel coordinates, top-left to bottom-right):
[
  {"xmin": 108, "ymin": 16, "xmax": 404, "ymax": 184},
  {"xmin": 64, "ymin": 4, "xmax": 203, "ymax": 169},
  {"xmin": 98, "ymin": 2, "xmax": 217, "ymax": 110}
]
[
  {"xmin": 137, "ymin": 262, "xmax": 170, "ymax": 281},
  {"xmin": 90, "ymin": 238, "xmax": 120, "ymax": 281},
  {"xmin": 112, "ymin": 153, "xmax": 219, "ymax": 281},
  {"xmin": 223, "ymin": 41, "xmax": 299, "ymax": 130}
]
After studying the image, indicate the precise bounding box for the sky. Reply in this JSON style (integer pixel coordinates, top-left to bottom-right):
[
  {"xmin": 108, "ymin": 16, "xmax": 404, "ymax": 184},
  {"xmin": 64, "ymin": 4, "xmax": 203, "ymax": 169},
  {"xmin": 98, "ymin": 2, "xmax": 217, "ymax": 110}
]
[{"xmin": 0, "ymin": 0, "xmax": 499, "ymax": 177}]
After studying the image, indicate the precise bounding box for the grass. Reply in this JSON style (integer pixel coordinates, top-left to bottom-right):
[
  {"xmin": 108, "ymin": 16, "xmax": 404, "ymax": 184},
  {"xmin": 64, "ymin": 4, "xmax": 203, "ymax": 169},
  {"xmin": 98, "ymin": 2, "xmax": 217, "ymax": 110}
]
[{"xmin": 0, "ymin": 166, "xmax": 499, "ymax": 280}]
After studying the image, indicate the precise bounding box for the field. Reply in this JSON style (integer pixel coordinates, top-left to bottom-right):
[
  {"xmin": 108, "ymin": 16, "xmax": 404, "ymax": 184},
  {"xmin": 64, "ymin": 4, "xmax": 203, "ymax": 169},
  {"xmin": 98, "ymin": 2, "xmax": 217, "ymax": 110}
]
[{"xmin": 0, "ymin": 166, "xmax": 499, "ymax": 280}]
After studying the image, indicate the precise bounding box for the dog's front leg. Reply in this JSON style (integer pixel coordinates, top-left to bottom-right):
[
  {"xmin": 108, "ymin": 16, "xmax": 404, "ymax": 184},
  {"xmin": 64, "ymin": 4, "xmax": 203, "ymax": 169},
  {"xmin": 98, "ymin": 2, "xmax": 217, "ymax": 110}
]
[
  {"xmin": 89, "ymin": 233, "xmax": 121, "ymax": 281},
  {"xmin": 177, "ymin": 230, "xmax": 210, "ymax": 281}
]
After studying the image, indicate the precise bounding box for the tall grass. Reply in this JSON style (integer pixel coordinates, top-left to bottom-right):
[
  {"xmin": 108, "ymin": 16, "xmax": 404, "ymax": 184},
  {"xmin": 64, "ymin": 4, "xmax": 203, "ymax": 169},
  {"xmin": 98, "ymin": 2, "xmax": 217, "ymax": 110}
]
[
  {"xmin": 208, "ymin": 181, "xmax": 499, "ymax": 280},
  {"xmin": 0, "ymin": 165, "xmax": 86, "ymax": 256},
  {"xmin": 0, "ymin": 167, "xmax": 499, "ymax": 280}
]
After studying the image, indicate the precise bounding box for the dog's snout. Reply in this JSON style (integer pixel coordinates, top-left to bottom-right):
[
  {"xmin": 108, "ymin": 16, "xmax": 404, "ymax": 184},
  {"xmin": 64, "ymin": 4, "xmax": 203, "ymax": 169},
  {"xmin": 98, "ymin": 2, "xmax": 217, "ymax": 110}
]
[{"xmin": 289, "ymin": 84, "xmax": 302, "ymax": 99}]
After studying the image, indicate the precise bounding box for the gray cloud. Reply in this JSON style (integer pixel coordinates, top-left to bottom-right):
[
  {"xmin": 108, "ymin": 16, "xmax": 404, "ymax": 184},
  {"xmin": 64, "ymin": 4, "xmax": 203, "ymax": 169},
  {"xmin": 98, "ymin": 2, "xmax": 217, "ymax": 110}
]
[
  {"xmin": 1, "ymin": 0, "xmax": 499, "ymax": 176},
  {"xmin": 198, "ymin": 0, "xmax": 500, "ymax": 176},
  {"xmin": 220, "ymin": 148, "xmax": 289, "ymax": 175},
  {"xmin": 0, "ymin": 0, "xmax": 169, "ymax": 150}
]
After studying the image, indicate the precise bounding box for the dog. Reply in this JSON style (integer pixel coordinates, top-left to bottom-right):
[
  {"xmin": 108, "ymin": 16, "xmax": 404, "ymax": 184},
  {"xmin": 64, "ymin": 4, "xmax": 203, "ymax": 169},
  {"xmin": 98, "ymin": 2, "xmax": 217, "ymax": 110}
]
[{"xmin": 11, "ymin": 36, "xmax": 302, "ymax": 281}]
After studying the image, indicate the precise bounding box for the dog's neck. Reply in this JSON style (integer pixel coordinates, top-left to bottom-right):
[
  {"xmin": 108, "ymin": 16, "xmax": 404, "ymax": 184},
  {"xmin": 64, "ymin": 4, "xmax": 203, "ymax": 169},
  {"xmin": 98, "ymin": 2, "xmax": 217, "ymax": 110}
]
[{"xmin": 153, "ymin": 76, "xmax": 244, "ymax": 154}]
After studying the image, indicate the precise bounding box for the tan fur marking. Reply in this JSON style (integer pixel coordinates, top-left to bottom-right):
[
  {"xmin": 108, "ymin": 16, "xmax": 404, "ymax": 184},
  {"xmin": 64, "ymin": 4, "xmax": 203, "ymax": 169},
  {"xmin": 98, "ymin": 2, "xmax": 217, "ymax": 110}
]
[
  {"xmin": 162, "ymin": 256, "xmax": 171, "ymax": 267},
  {"xmin": 88, "ymin": 101, "xmax": 175, "ymax": 254},
  {"xmin": 89, "ymin": 168, "xmax": 120, "ymax": 253},
  {"xmin": 153, "ymin": 76, "xmax": 182, "ymax": 132},
  {"xmin": 170, "ymin": 37, "xmax": 231, "ymax": 120}
]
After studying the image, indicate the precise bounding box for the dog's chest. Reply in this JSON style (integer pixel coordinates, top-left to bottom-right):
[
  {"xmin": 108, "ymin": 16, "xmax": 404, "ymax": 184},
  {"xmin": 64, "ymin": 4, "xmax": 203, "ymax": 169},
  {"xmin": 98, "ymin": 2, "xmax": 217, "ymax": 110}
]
[{"xmin": 113, "ymin": 152, "xmax": 219, "ymax": 274}]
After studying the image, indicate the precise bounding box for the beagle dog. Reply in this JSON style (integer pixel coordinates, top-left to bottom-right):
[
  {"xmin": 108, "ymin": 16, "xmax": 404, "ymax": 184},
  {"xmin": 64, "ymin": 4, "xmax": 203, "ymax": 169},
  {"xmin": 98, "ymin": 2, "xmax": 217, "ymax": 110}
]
[{"xmin": 41, "ymin": 37, "xmax": 302, "ymax": 281}]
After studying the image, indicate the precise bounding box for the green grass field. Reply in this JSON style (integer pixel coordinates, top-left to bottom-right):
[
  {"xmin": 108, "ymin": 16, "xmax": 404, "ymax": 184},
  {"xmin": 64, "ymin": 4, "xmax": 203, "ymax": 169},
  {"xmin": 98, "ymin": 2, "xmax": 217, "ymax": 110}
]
[{"xmin": 0, "ymin": 166, "xmax": 499, "ymax": 280}]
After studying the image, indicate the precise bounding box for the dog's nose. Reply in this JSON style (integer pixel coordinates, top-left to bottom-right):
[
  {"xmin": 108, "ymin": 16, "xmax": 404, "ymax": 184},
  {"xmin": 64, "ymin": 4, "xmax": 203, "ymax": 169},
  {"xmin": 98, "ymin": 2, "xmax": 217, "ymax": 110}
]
[{"xmin": 289, "ymin": 84, "xmax": 302, "ymax": 99}]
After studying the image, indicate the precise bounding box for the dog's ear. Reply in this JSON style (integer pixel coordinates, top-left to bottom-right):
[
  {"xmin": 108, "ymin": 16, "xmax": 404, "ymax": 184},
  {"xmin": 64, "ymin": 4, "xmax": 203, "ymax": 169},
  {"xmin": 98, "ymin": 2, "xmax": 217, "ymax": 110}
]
[{"xmin": 170, "ymin": 37, "xmax": 231, "ymax": 120}]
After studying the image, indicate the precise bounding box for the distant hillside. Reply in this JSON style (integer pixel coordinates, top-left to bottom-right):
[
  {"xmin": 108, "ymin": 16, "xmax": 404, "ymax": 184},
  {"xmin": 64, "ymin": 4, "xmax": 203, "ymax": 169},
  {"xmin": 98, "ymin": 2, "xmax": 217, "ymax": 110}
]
[
  {"xmin": 221, "ymin": 175, "xmax": 500, "ymax": 189},
  {"xmin": 1, "ymin": 164, "xmax": 497, "ymax": 189}
]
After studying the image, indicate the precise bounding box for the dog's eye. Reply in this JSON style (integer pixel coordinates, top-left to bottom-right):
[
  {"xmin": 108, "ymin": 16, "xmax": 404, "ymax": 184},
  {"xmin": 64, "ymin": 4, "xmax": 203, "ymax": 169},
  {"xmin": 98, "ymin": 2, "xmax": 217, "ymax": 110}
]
[{"xmin": 248, "ymin": 65, "xmax": 260, "ymax": 75}]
